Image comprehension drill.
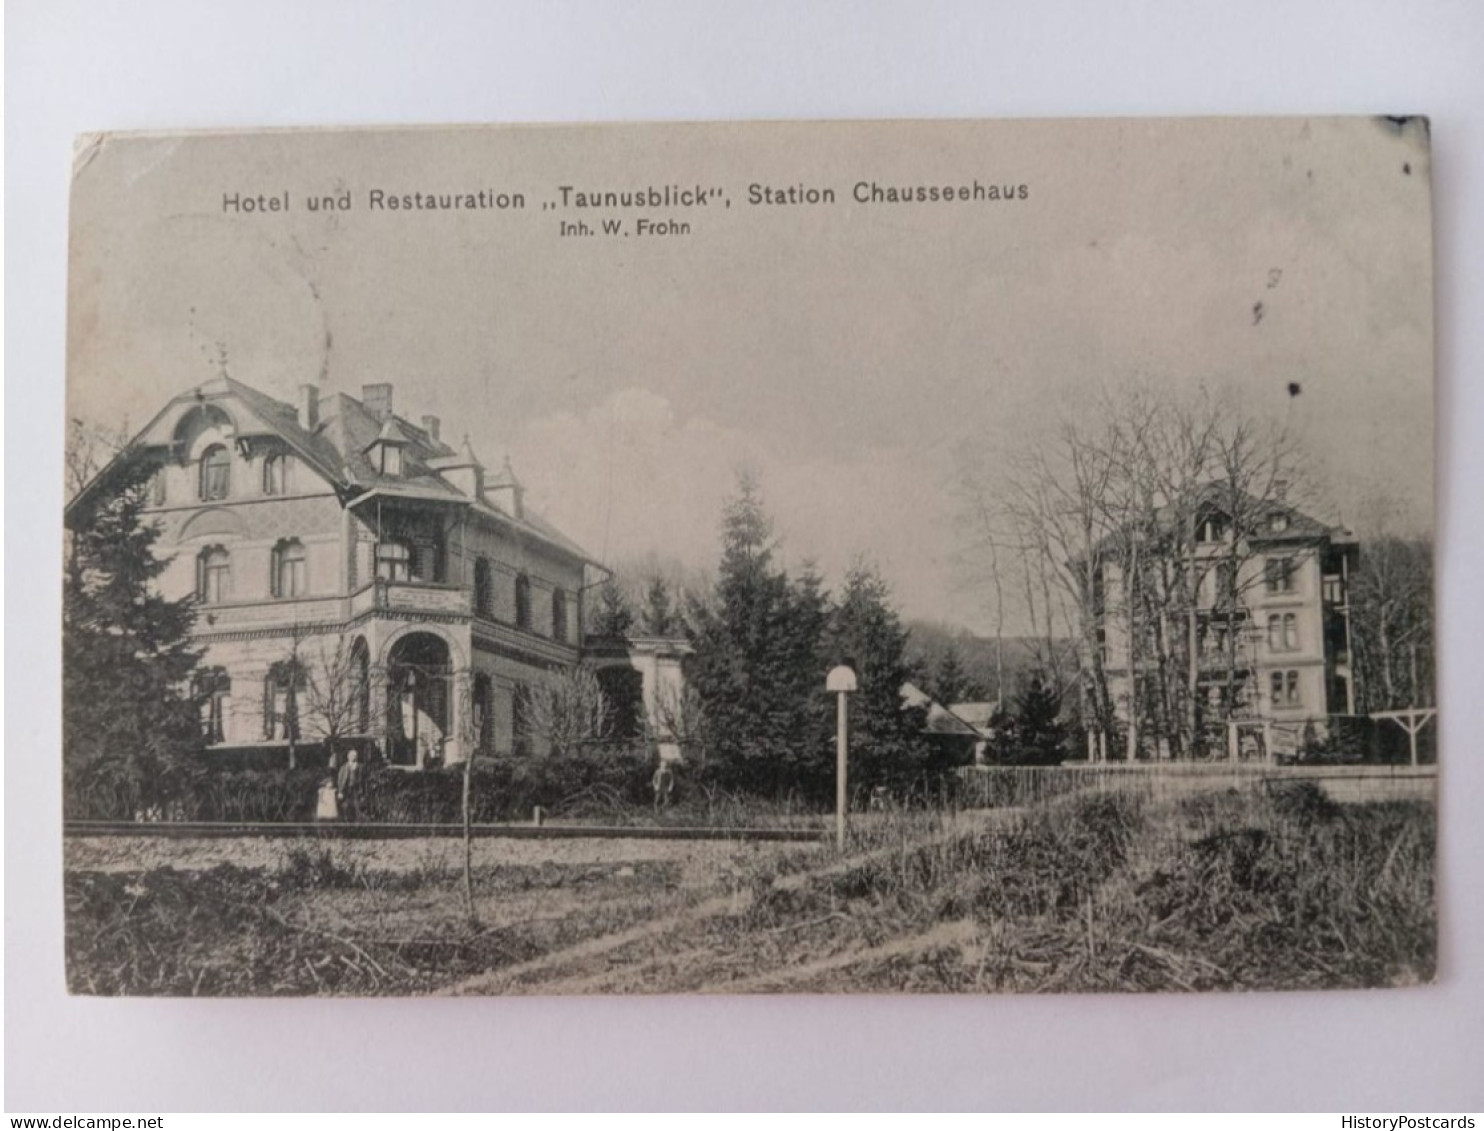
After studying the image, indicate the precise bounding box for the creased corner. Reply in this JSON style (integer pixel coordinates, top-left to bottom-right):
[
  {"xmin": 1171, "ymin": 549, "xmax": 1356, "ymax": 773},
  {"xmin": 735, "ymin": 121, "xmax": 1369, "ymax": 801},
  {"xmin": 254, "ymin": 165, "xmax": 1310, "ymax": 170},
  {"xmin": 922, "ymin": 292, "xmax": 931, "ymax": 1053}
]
[{"xmin": 72, "ymin": 132, "xmax": 111, "ymax": 181}]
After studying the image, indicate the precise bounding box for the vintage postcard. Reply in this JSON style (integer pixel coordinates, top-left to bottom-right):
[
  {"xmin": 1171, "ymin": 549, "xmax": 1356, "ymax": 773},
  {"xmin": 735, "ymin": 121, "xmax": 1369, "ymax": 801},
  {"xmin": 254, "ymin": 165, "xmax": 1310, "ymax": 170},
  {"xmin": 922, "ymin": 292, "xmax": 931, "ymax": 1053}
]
[{"xmin": 63, "ymin": 117, "xmax": 1436, "ymax": 996}]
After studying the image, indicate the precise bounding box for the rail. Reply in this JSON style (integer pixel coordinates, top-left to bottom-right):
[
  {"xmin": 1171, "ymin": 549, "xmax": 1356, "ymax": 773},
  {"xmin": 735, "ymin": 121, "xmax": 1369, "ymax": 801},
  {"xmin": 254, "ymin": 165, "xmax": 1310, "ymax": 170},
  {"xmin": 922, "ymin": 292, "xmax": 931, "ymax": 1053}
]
[{"xmin": 63, "ymin": 820, "xmax": 829, "ymax": 842}]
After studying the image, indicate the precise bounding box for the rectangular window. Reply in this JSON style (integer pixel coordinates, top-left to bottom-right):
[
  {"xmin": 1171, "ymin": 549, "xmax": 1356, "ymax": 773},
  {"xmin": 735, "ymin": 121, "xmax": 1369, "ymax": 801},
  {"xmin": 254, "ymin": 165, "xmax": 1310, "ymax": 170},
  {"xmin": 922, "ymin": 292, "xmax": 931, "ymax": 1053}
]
[
  {"xmin": 200, "ymin": 446, "xmax": 231, "ymax": 501},
  {"xmin": 377, "ymin": 542, "xmax": 411, "ymax": 582},
  {"xmin": 1270, "ymin": 669, "xmax": 1301, "ymax": 708},
  {"xmin": 1268, "ymin": 613, "xmax": 1299, "ymax": 652},
  {"xmin": 199, "ymin": 549, "xmax": 231, "ymax": 604},
  {"xmin": 1265, "ymin": 557, "xmax": 1297, "ymax": 594},
  {"xmin": 1213, "ymin": 562, "xmax": 1233, "ymax": 607},
  {"xmin": 263, "ymin": 454, "xmax": 294, "ymax": 496}
]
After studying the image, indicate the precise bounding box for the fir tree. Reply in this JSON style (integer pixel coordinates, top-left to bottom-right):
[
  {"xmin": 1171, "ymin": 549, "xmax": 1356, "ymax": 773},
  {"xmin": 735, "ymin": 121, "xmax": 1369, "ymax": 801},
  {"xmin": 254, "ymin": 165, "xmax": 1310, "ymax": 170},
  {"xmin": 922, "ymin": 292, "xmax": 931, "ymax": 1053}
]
[
  {"xmin": 828, "ymin": 563, "xmax": 930, "ymax": 793},
  {"xmin": 590, "ymin": 575, "xmax": 635, "ymax": 639},
  {"xmin": 933, "ymin": 644, "xmax": 970, "ymax": 704},
  {"xmin": 686, "ymin": 474, "xmax": 831, "ymax": 798},
  {"xmin": 1005, "ymin": 671, "xmax": 1066, "ymax": 766},
  {"xmin": 64, "ymin": 463, "xmax": 204, "ymax": 817},
  {"xmin": 640, "ymin": 574, "xmax": 677, "ymax": 637}
]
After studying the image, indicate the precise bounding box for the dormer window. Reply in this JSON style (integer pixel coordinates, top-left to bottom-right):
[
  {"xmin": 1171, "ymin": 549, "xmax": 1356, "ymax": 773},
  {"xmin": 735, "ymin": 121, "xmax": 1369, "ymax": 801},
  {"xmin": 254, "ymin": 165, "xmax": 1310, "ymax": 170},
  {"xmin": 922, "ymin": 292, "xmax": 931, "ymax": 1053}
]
[
  {"xmin": 199, "ymin": 444, "xmax": 230, "ymax": 501},
  {"xmin": 1197, "ymin": 515, "xmax": 1228, "ymax": 543},
  {"xmin": 365, "ymin": 419, "xmax": 409, "ymax": 478},
  {"xmin": 1270, "ymin": 513, "xmax": 1290, "ymax": 533},
  {"xmin": 263, "ymin": 453, "xmax": 295, "ymax": 495}
]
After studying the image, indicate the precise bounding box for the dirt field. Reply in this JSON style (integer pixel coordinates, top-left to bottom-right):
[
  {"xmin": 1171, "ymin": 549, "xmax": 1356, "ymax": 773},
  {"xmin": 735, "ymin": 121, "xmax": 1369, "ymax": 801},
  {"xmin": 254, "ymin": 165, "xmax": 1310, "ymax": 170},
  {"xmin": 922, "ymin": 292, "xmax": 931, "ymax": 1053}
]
[
  {"xmin": 64, "ymin": 832, "xmax": 812, "ymax": 887},
  {"xmin": 63, "ymin": 787, "xmax": 1436, "ymax": 996}
]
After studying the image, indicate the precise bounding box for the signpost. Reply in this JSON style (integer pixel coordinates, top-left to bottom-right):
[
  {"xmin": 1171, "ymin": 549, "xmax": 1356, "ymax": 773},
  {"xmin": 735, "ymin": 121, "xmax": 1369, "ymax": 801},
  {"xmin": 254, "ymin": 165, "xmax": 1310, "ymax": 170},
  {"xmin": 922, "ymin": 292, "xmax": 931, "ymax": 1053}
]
[{"xmin": 826, "ymin": 664, "xmax": 858, "ymax": 851}]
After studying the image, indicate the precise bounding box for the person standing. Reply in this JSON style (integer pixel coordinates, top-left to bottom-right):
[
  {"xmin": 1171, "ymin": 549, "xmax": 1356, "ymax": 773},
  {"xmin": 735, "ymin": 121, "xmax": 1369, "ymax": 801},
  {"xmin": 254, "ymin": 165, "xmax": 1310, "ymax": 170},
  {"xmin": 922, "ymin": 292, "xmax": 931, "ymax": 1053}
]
[
  {"xmin": 337, "ymin": 748, "xmax": 364, "ymax": 822},
  {"xmin": 652, "ymin": 759, "xmax": 675, "ymax": 812}
]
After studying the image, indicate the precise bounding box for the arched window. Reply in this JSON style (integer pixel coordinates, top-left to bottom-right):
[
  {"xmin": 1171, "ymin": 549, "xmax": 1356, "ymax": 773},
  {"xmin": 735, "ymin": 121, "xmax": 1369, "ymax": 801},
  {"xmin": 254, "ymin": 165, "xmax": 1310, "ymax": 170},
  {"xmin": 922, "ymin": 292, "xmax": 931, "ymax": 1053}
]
[
  {"xmin": 551, "ymin": 588, "xmax": 568, "ymax": 642},
  {"xmin": 194, "ymin": 667, "xmax": 232, "ymax": 743},
  {"xmin": 1267, "ymin": 612, "xmax": 1299, "ymax": 653},
  {"xmin": 263, "ymin": 453, "xmax": 294, "ymax": 496},
  {"xmin": 199, "ymin": 444, "xmax": 230, "ymax": 501},
  {"xmin": 196, "ymin": 546, "xmax": 231, "ymax": 603},
  {"xmin": 263, "ymin": 660, "xmax": 305, "ymax": 741},
  {"xmin": 271, "ymin": 538, "xmax": 308, "ymax": 598},
  {"xmin": 515, "ymin": 573, "xmax": 532, "ymax": 629},
  {"xmin": 474, "ymin": 558, "xmax": 493, "ymax": 616},
  {"xmin": 473, "ymin": 673, "xmax": 494, "ymax": 754},
  {"xmin": 376, "ymin": 540, "xmax": 412, "ymax": 582}
]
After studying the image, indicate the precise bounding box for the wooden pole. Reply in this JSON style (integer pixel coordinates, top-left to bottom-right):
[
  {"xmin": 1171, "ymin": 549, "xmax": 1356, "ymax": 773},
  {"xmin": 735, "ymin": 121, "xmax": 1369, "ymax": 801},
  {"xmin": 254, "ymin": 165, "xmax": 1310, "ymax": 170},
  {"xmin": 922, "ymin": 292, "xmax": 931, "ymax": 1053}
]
[{"xmin": 836, "ymin": 691, "xmax": 849, "ymax": 852}]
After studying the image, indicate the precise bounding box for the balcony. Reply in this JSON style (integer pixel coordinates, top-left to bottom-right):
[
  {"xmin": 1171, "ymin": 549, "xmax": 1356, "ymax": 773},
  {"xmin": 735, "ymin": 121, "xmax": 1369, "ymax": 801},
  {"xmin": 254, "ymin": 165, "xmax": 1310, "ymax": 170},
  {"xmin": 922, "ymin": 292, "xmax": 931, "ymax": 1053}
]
[{"xmin": 350, "ymin": 580, "xmax": 471, "ymax": 619}]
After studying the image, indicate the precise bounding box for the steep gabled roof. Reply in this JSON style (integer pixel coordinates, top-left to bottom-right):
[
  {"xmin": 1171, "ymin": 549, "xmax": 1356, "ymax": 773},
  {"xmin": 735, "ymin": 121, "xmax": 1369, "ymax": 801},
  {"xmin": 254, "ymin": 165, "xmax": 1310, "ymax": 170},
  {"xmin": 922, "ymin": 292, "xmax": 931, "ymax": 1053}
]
[
  {"xmin": 1086, "ymin": 482, "xmax": 1352, "ymax": 561},
  {"xmin": 66, "ymin": 375, "xmax": 601, "ymax": 567}
]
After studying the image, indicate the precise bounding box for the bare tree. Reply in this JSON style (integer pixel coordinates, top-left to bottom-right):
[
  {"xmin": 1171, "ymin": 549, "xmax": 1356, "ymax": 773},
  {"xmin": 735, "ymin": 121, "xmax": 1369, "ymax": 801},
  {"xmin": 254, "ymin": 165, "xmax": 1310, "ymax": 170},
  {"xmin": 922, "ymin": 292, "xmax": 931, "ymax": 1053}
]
[
  {"xmin": 294, "ymin": 633, "xmax": 369, "ymax": 770},
  {"xmin": 1350, "ymin": 536, "xmax": 1434, "ymax": 712},
  {"xmin": 650, "ymin": 678, "xmax": 709, "ymax": 764},
  {"xmin": 66, "ymin": 417, "xmax": 133, "ymax": 499},
  {"xmin": 526, "ymin": 666, "xmax": 615, "ymax": 757},
  {"xmin": 957, "ymin": 381, "xmax": 1312, "ymax": 761}
]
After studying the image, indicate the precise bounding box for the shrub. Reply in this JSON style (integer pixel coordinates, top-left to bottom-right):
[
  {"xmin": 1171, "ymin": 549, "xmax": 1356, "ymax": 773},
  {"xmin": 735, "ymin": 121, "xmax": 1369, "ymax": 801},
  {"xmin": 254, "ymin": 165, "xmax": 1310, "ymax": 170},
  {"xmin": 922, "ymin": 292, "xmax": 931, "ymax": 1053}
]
[{"xmin": 357, "ymin": 745, "xmax": 653, "ymax": 824}]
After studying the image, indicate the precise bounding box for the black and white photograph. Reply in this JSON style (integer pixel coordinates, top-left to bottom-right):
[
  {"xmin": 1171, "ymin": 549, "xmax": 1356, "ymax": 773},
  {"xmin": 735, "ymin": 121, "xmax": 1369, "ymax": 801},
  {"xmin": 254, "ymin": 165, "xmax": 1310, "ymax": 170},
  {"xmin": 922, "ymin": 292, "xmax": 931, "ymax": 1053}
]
[{"xmin": 58, "ymin": 116, "xmax": 1440, "ymax": 999}]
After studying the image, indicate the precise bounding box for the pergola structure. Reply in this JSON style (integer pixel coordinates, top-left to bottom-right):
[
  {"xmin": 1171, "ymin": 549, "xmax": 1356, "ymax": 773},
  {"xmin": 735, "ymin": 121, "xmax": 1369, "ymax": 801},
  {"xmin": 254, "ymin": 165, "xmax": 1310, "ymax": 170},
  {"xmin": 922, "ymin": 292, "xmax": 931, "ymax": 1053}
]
[{"xmin": 1372, "ymin": 707, "xmax": 1437, "ymax": 767}]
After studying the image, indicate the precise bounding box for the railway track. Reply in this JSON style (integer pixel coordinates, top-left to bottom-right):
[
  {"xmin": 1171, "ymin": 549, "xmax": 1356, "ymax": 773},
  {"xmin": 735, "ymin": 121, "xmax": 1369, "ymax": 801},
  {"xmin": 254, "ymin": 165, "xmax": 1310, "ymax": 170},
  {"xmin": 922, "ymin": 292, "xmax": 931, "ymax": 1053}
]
[{"xmin": 63, "ymin": 819, "xmax": 831, "ymax": 843}]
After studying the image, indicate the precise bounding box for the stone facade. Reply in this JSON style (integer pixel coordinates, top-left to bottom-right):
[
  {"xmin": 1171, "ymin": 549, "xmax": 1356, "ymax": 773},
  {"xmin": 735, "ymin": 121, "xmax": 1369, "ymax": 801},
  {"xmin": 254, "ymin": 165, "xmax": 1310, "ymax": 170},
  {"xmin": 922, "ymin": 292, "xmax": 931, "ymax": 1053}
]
[
  {"xmin": 1095, "ymin": 495, "xmax": 1358, "ymax": 759},
  {"xmin": 69, "ymin": 375, "xmax": 613, "ymax": 768}
]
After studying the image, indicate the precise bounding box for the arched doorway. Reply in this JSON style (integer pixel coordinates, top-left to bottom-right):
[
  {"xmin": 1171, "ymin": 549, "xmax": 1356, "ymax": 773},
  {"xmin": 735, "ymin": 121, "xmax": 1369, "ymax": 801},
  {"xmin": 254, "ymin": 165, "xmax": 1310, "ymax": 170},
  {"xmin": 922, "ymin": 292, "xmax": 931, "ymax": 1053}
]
[
  {"xmin": 386, "ymin": 632, "xmax": 452, "ymax": 767},
  {"xmin": 595, "ymin": 665, "xmax": 646, "ymax": 741}
]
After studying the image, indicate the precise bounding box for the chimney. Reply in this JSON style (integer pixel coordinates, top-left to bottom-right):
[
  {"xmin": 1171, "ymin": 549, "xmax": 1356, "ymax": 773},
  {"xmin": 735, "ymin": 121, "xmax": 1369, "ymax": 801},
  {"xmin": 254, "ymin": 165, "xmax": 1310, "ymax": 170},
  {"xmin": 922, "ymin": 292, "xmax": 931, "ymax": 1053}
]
[
  {"xmin": 362, "ymin": 382, "xmax": 394, "ymax": 421},
  {"xmin": 422, "ymin": 415, "xmax": 441, "ymax": 443},
  {"xmin": 298, "ymin": 384, "xmax": 320, "ymax": 430},
  {"xmin": 1274, "ymin": 479, "xmax": 1289, "ymax": 502}
]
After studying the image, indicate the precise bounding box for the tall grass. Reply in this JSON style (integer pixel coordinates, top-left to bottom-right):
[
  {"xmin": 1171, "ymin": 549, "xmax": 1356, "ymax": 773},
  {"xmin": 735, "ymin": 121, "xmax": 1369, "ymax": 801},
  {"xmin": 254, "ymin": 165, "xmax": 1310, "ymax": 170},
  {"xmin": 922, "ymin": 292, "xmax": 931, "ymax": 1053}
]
[{"xmin": 64, "ymin": 781, "xmax": 1435, "ymax": 995}]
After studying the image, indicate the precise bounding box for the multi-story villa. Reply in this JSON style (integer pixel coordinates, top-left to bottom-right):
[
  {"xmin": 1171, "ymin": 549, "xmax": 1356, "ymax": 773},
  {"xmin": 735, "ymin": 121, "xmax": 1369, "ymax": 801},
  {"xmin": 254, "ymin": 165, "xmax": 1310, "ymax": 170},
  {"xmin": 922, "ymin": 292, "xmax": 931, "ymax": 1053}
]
[
  {"xmin": 66, "ymin": 374, "xmax": 682, "ymax": 767},
  {"xmin": 1094, "ymin": 487, "xmax": 1357, "ymax": 759}
]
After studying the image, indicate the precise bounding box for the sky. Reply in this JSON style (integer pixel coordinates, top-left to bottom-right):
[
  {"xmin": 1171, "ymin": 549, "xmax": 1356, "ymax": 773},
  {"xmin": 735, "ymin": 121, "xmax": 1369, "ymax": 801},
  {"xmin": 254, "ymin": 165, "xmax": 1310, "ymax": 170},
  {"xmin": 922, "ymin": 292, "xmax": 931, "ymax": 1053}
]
[{"xmin": 67, "ymin": 117, "xmax": 1435, "ymax": 633}]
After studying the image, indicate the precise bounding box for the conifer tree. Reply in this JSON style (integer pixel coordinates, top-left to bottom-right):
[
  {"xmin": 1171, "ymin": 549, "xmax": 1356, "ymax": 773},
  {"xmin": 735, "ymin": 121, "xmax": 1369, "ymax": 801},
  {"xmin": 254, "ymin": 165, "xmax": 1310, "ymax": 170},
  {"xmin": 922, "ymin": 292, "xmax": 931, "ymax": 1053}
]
[
  {"xmin": 590, "ymin": 575, "xmax": 635, "ymax": 639},
  {"xmin": 640, "ymin": 574, "xmax": 677, "ymax": 637},
  {"xmin": 1006, "ymin": 671, "xmax": 1066, "ymax": 766},
  {"xmin": 687, "ymin": 474, "xmax": 831, "ymax": 798},
  {"xmin": 64, "ymin": 463, "xmax": 204, "ymax": 817},
  {"xmin": 828, "ymin": 563, "xmax": 930, "ymax": 793},
  {"xmin": 933, "ymin": 644, "xmax": 971, "ymax": 704}
]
